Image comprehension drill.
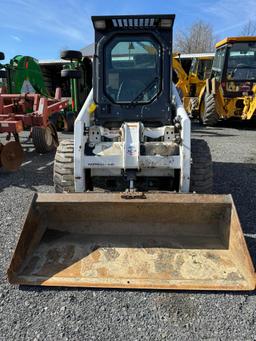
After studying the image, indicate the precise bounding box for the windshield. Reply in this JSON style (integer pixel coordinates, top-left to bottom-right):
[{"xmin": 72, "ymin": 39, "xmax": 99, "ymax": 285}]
[
  {"xmin": 104, "ymin": 36, "xmax": 161, "ymax": 104},
  {"xmin": 189, "ymin": 58, "xmax": 212, "ymax": 80},
  {"xmin": 197, "ymin": 59, "xmax": 212, "ymax": 80},
  {"xmin": 226, "ymin": 42, "xmax": 256, "ymax": 80}
]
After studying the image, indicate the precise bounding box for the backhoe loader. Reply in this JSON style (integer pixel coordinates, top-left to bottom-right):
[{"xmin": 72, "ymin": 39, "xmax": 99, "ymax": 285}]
[
  {"xmin": 199, "ymin": 37, "xmax": 256, "ymax": 125},
  {"xmin": 173, "ymin": 54, "xmax": 213, "ymax": 115},
  {"xmin": 8, "ymin": 15, "xmax": 255, "ymax": 290}
]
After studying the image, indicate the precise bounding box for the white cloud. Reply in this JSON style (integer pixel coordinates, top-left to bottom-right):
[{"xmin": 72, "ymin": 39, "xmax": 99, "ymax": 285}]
[
  {"xmin": 1, "ymin": 0, "xmax": 93, "ymax": 44},
  {"xmin": 10, "ymin": 35, "xmax": 22, "ymax": 42},
  {"xmin": 202, "ymin": 0, "xmax": 256, "ymax": 35}
]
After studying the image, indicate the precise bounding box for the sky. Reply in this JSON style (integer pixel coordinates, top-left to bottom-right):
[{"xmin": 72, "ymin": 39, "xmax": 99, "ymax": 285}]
[{"xmin": 1, "ymin": 0, "xmax": 256, "ymax": 61}]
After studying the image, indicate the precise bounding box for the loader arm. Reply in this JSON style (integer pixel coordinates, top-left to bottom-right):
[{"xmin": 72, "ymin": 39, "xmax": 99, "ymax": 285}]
[{"xmin": 172, "ymin": 56, "xmax": 189, "ymax": 97}]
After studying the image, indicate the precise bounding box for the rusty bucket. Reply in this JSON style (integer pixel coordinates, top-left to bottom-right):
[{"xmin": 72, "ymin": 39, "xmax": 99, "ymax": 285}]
[{"xmin": 8, "ymin": 193, "xmax": 255, "ymax": 290}]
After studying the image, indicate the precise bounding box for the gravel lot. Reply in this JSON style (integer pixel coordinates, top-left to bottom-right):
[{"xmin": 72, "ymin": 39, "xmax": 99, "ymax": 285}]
[{"xmin": 0, "ymin": 121, "xmax": 255, "ymax": 340}]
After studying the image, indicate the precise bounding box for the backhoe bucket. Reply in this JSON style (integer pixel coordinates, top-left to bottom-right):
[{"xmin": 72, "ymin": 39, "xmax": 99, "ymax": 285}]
[{"xmin": 8, "ymin": 193, "xmax": 255, "ymax": 290}]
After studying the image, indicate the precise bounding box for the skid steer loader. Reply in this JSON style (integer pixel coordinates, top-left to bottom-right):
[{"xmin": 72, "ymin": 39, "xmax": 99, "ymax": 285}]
[
  {"xmin": 8, "ymin": 15, "xmax": 255, "ymax": 290},
  {"xmin": 199, "ymin": 37, "xmax": 256, "ymax": 125}
]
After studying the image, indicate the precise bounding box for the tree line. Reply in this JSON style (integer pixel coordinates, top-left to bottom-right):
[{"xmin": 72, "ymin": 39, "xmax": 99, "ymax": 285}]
[{"xmin": 174, "ymin": 20, "xmax": 256, "ymax": 54}]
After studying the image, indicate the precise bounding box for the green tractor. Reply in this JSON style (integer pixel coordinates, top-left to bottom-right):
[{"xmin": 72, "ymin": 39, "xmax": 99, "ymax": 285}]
[
  {"xmin": 2, "ymin": 55, "xmax": 48, "ymax": 96},
  {"xmin": 58, "ymin": 50, "xmax": 92, "ymax": 130},
  {"xmin": 0, "ymin": 52, "xmax": 92, "ymax": 132}
]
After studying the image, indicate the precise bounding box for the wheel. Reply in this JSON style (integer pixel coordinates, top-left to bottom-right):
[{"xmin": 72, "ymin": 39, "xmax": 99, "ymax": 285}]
[
  {"xmin": 54, "ymin": 140, "xmax": 75, "ymax": 193},
  {"xmin": 190, "ymin": 139, "xmax": 213, "ymax": 194},
  {"xmin": 32, "ymin": 125, "xmax": 57, "ymax": 154},
  {"xmin": 0, "ymin": 70, "xmax": 7, "ymax": 78},
  {"xmin": 0, "ymin": 52, "xmax": 5, "ymax": 61},
  {"xmin": 0, "ymin": 141, "xmax": 24, "ymax": 171},
  {"xmin": 60, "ymin": 50, "xmax": 82, "ymax": 61},
  {"xmin": 201, "ymin": 93, "xmax": 219, "ymax": 126},
  {"xmin": 64, "ymin": 112, "xmax": 76, "ymax": 132},
  {"xmin": 61, "ymin": 69, "xmax": 81, "ymax": 79},
  {"xmin": 189, "ymin": 97, "xmax": 199, "ymax": 116}
]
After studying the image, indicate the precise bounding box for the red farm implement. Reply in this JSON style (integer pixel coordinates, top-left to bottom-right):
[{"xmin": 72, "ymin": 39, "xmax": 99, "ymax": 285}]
[{"xmin": 0, "ymin": 88, "xmax": 68, "ymax": 171}]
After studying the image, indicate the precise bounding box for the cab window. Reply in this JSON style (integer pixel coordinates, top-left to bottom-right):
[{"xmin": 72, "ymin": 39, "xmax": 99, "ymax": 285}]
[{"xmin": 104, "ymin": 36, "xmax": 161, "ymax": 104}]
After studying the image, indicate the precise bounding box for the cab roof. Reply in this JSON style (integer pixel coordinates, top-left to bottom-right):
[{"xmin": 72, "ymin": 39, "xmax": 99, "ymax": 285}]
[{"xmin": 216, "ymin": 36, "xmax": 256, "ymax": 48}]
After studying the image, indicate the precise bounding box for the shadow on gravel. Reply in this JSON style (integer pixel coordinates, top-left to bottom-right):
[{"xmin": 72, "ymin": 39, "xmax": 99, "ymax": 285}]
[
  {"xmin": 192, "ymin": 118, "xmax": 256, "ymax": 131},
  {"xmin": 192, "ymin": 130, "xmax": 237, "ymax": 137},
  {"xmin": 0, "ymin": 145, "xmax": 55, "ymax": 192},
  {"xmin": 217, "ymin": 119, "xmax": 256, "ymax": 131},
  {"xmin": 18, "ymin": 283, "xmax": 256, "ymax": 296},
  {"xmin": 213, "ymin": 161, "xmax": 256, "ymax": 265}
]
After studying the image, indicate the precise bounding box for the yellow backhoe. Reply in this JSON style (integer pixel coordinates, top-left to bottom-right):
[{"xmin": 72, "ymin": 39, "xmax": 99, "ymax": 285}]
[
  {"xmin": 198, "ymin": 37, "xmax": 256, "ymax": 125},
  {"xmin": 173, "ymin": 54, "xmax": 213, "ymax": 115}
]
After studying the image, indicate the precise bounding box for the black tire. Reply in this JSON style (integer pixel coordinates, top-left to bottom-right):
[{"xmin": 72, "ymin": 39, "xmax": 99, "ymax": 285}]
[
  {"xmin": 202, "ymin": 93, "xmax": 219, "ymax": 126},
  {"xmin": 190, "ymin": 139, "xmax": 213, "ymax": 194},
  {"xmin": 32, "ymin": 125, "xmax": 56, "ymax": 154},
  {"xmin": 0, "ymin": 70, "xmax": 7, "ymax": 78},
  {"xmin": 189, "ymin": 97, "xmax": 198, "ymax": 116},
  {"xmin": 0, "ymin": 52, "xmax": 5, "ymax": 61},
  {"xmin": 60, "ymin": 50, "xmax": 82, "ymax": 61},
  {"xmin": 61, "ymin": 69, "xmax": 81, "ymax": 79},
  {"xmin": 54, "ymin": 140, "xmax": 75, "ymax": 193},
  {"xmin": 64, "ymin": 112, "xmax": 76, "ymax": 132}
]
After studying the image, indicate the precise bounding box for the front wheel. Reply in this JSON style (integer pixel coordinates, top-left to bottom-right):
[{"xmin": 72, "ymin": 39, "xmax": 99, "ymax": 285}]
[{"xmin": 54, "ymin": 139, "xmax": 75, "ymax": 193}]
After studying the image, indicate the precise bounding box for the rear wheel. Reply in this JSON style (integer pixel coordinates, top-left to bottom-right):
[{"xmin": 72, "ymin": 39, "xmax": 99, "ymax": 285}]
[
  {"xmin": 32, "ymin": 124, "xmax": 58, "ymax": 154},
  {"xmin": 61, "ymin": 69, "xmax": 81, "ymax": 79},
  {"xmin": 54, "ymin": 139, "xmax": 75, "ymax": 193},
  {"xmin": 190, "ymin": 139, "xmax": 213, "ymax": 194},
  {"xmin": 60, "ymin": 50, "xmax": 82, "ymax": 61},
  {"xmin": 64, "ymin": 112, "xmax": 76, "ymax": 132},
  {"xmin": 201, "ymin": 93, "xmax": 219, "ymax": 126},
  {"xmin": 189, "ymin": 97, "xmax": 199, "ymax": 116}
]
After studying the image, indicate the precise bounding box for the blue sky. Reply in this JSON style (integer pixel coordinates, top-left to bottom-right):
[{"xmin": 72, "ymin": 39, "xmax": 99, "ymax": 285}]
[{"xmin": 1, "ymin": 0, "xmax": 255, "ymax": 61}]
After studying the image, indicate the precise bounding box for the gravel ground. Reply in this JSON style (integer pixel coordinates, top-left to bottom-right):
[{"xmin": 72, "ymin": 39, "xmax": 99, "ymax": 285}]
[{"xmin": 0, "ymin": 122, "xmax": 255, "ymax": 341}]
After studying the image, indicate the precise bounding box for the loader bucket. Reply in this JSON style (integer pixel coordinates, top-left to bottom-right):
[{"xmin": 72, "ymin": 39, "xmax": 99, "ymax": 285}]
[{"xmin": 8, "ymin": 193, "xmax": 255, "ymax": 290}]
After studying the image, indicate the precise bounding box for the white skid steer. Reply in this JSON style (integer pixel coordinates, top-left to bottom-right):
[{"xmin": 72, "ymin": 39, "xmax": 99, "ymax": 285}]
[{"xmin": 8, "ymin": 15, "xmax": 255, "ymax": 290}]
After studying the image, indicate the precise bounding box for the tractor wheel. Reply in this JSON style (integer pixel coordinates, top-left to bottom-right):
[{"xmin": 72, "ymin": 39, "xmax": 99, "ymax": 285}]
[
  {"xmin": 60, "ymin": 50, "xmax": 82, "ymax": 61},
  {"xmin": 61, "ymin": 69, "xmax": 81, "ymax": 79},
  {"xmin": 32, "ymin": 125, "xmax": 58, "ymax": 154},
  {"xmin": 54, "ymin": 139, "xmax": 75, "ymax": 193},
  {"xmin": 190, "ymin": 139, "xmax": 213, "ymax": 194},
  {"xmin": 64, "ymin": 112, "xmax": 76, "ymax": 132},
  {"xmin": 189, "ymin": 97, "xmax": 199, "ymax": 116},
  {"xmin": 201, "ymin": 93, "xmax": 219, "ymax": 126},
  {"xmin": 0, "ymin": 52, "xmax": 5, "ymax": 61}
]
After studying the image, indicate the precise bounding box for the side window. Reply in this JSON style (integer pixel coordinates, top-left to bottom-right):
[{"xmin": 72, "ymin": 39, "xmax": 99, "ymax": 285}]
[
  {"xmin": 212, "ymin": 48, "xmax": 225, "ymax": 80},
  {"xmin": 197, "ymin": 59, "xmax": 213, "ymax": 80},
  {"xmin": 189, "ymin": 58, "xmax": 197, "ymax": 75}
]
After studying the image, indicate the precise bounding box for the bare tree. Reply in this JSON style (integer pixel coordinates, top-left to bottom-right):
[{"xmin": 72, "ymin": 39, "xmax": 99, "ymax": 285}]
[
  {"xmin": 241, "ymin": 20, "xmax": 256, "ymax": 36},
  {"xmin": 174, "ymin": 21, "xmax": 216, "ymax": 53}
]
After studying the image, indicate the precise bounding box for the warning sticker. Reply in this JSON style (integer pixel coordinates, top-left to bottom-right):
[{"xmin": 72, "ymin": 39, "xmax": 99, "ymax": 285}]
[{"xmin": 21, "ymin": 80, "xmax": 36, "ymax": 93}]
